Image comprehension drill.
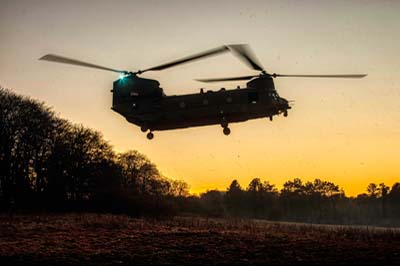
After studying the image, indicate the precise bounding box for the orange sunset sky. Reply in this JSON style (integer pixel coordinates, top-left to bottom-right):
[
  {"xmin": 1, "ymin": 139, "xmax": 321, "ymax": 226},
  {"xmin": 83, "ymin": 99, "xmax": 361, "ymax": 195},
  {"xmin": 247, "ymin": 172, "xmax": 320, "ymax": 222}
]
[{"xmin": 1, "ymin": 0, "xmax": 400, "ymax": 196}]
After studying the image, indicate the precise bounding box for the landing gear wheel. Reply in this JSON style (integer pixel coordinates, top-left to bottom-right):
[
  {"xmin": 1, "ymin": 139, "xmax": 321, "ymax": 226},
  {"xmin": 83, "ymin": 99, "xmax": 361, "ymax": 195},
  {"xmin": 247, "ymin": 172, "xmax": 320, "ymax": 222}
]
[
  {"xmin": 146, "ymin": 132, "xmax": 154, "ymax": 140},
  {"xmin": 269, "ymin": 116, "xmax": 273, "ymax": 121},
  {"xmin": 141, "ymin": 126, "xmax": 148, "ymax": 132},
  {"xmin": 223, "ymin": 127, "xmax": 231, "ymax": 136},
  {"xmin": 284, "ymin": 110, "xmax": 288, "ymax": 117}
]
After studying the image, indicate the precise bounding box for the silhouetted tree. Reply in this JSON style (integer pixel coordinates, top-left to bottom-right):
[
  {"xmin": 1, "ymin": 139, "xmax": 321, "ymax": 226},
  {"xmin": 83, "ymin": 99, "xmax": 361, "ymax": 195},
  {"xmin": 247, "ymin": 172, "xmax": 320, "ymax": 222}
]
[
  {"xmin": 367, "ymin": 183, "xmax": 379, "ymax": 198},
  {"xmin": 225, "ymin": 180, "xmax": 244, "ymax": 216},
  {"xmin": 0, "ymin": 88, "xmax": 59, "ymax": 207},
  {"xmin": 117, "ymin": 150, "xmax": 165, "ymax": 195},
  {"xmin": 280, "ymin": 178, "xmax": 307, "ymax": 220},
  {"xmin": 303, "ymin": 179, "xmax": 343, "ymax": 221},
  {"xmin": 168, "ymin": 179, "xmax": 190, "ymax": 197},
  {"xmin": 246, "ymin": 178, "xmax": 278, "ymax": 218},
  {"xmin": 200, "ymin": 190, "xmax": 225, "ymax": 216},
  {"xmin": 389, "ymin": 183, "xmax": 400, "ymax": 218},
  {"xmin": 55, "ymin": 125, "xmax": 115, "ymax": 201},
  {"xmin": 379, "ymin": 183, "xmax": 389, "ymax": 218}
]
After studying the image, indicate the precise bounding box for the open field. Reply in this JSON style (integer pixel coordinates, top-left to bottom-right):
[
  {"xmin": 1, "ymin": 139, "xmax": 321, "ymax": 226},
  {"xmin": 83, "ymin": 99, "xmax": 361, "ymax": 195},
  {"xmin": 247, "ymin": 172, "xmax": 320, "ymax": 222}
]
[{"xmin": 1, "ymin": 214, "xmax": 400, "ymax": 265}]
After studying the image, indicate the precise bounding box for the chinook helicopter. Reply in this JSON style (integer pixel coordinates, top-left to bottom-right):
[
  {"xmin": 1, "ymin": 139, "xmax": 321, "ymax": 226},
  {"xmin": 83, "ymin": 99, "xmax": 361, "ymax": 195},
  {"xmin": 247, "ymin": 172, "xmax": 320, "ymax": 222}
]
[{"xmin": 40, "ymin": 45, "xmax": 366, "ymax": 139}]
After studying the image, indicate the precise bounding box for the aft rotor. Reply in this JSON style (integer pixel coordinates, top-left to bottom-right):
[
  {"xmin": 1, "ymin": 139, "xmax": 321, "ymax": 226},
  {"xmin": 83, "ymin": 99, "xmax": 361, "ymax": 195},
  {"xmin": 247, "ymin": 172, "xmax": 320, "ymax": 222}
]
[{"xmin": 196, "ymin": 44, "xmax": 367, "ymax": 83}]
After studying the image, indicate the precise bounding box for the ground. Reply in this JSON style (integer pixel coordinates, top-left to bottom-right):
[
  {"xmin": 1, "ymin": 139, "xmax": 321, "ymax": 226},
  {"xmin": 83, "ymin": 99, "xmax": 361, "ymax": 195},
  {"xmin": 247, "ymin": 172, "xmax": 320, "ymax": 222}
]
[{"xmin": 1, "ymin": 213, "xmax": 400, "ymax": 265}]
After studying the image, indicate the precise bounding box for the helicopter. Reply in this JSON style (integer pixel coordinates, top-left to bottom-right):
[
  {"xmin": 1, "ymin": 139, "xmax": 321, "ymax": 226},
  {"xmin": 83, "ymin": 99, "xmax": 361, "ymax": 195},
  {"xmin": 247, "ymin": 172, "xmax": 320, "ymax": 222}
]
[{"xmin": 40, "ymin": 45, "xmax": 366, "ymax": 139}]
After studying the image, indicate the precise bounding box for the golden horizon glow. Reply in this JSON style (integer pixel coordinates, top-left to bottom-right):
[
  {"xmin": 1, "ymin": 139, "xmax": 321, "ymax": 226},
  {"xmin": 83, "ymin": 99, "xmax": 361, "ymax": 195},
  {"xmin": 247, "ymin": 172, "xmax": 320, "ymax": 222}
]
[{"xmin": 1, "ymin": 1, "xmax": 400, "ymax": 198}]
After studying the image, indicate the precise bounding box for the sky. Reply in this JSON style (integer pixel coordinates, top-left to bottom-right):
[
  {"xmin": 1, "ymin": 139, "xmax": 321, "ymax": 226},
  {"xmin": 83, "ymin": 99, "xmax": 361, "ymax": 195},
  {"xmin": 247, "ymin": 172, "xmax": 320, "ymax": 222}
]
[{"xmin": 1, "ymin": 0, "xmax": 400, "ymax": 196}]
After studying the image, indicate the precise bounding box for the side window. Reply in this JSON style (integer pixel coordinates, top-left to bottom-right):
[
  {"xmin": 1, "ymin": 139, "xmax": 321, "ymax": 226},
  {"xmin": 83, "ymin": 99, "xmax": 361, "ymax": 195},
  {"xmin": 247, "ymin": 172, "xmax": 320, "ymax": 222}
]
[{"xmin": 248, "ymin": 91, "xmax": 259, "ymax": 104}]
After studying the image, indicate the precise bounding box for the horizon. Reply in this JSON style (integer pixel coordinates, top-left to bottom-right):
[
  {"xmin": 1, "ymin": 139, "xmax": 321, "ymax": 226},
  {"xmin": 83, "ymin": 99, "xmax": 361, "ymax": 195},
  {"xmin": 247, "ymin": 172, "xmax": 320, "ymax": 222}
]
[{"xmin": 1, "ymin": 0, "xmax": 400, "ymax": 198}]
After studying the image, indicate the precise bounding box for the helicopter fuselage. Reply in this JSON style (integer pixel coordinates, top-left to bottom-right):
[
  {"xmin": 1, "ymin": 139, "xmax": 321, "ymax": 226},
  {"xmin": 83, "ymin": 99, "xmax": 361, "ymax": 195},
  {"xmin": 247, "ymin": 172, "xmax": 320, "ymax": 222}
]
[
  {"xmin": 39, "ymin": 44, "xmax": 365, "ymax": 139},
  {"xmin": 111, "ymin": 75, "xmax": 290, "ymax": 136}
]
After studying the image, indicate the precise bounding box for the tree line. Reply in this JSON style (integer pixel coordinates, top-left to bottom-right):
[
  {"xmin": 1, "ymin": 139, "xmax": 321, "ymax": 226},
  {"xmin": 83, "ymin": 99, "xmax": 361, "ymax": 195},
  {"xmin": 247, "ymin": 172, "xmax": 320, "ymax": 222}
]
[
  {"xmin": 0, "ymin": 87, "xmax": 189, "ymax": 215},
  {"xmin": 198, "ymin": 178, "xmax": 400, "ymax": 226},
  {"xmin": 1, "ymin": 87, "xmax": 400, "ymax": 225}
]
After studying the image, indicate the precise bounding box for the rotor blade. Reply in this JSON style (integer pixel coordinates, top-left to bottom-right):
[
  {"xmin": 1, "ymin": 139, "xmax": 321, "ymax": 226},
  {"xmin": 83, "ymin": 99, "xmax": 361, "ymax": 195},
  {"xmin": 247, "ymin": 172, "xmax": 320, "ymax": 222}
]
[
  {"xmin": 39, "ymin": 54, "xmax": 127, "ymax": 74},
  {"xmin": 196, "ymin": 75, "xmax": 257, "ymax": 83},
  {"xmin": 227, "ymin": 44, "xmax": 264, "ymax": 72},
  {"xmin": 140, "ymin": 46, "xmax": 230, "ymax": 73},
  {"xmin": 273, "ymin": 74, "xmax": 367, "ymax": 78}
]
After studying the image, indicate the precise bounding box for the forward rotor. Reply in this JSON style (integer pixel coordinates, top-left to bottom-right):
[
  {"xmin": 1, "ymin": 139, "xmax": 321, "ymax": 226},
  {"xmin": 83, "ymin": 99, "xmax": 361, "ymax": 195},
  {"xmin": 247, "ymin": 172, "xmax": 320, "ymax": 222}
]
[{"xmin": 39, "ymin": 45, "xmax": 231, "ymax": 76}]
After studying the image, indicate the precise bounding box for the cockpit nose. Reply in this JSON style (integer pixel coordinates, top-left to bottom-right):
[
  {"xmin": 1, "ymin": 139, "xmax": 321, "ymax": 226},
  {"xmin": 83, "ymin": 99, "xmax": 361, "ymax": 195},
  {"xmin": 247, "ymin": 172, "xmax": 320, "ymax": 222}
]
[
  {"xmin": 279, "ymin": 97, "xmax": 288, "ymax": 104},
  {"xmin": 278, "ymin": 97, "xmax": 291, "ymax": 109}
]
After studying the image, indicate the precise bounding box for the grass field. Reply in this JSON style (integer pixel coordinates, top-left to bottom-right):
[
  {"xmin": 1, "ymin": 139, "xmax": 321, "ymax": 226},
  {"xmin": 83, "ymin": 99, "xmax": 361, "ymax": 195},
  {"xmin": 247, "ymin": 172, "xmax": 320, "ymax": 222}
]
[{"xmin": 1, "ymin": 213, "xmax": 400, "ymax": 265}]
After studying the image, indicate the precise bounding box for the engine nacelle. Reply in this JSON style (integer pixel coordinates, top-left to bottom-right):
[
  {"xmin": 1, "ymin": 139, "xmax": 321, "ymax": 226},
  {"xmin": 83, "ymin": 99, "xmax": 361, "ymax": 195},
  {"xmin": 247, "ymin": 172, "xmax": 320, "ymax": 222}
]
[{"xmin": 247, "ymin": 76, "xmax": 275, "ymax": 91}]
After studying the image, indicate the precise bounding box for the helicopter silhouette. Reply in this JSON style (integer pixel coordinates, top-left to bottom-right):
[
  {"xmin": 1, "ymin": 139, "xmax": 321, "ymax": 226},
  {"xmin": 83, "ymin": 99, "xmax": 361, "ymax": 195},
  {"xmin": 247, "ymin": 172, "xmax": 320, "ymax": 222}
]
[{"xmin": 40, "ymin": 45, "xmax": 366, "ymax": 139}]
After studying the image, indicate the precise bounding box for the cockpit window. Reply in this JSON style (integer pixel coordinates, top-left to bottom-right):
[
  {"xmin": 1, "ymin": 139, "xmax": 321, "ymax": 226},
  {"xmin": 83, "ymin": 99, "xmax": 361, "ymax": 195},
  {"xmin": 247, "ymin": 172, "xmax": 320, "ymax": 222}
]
[
  {"xmin": 248, "ymin": 92, "xmax": 259, "ymax": 103},
  {"xmin": 268, "ymin": 91, "xmax": 279, "ymax": 99}
]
